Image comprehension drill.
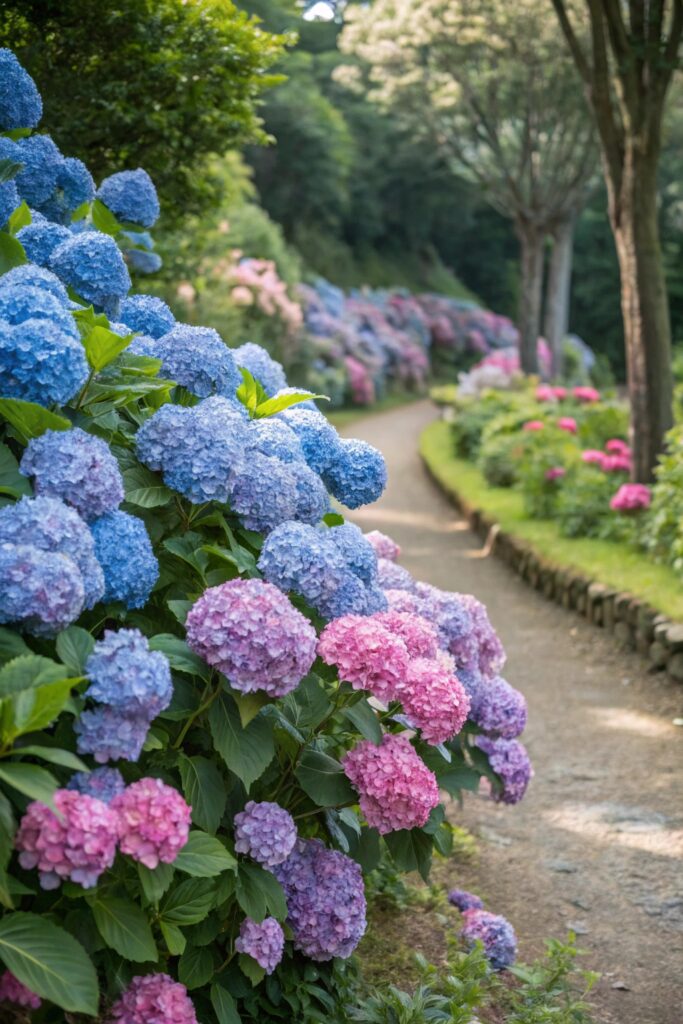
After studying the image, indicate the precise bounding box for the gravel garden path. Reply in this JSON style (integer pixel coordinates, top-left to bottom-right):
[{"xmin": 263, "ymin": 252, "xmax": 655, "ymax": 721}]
[{"xmin": 342, "ymin": 400, "xmax": 683, "ymax": 1024}]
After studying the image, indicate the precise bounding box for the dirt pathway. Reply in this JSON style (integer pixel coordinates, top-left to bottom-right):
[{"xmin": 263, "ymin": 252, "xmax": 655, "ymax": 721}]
[{"xmin": 342, "ymin": 400, "xmax": 683, "ymax": 1024}]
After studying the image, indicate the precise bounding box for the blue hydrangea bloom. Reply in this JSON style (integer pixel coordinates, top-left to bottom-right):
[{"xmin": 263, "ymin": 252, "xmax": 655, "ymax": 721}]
[
  {"xmin": 0, "ymin": 541, "xmax": 84, "ymax": 636},
  {"xmin": 20, "ymin": 427, "xmax": 124, "ymax": 522},
  {"xmin": 0, "ymin": 495, "xmax": 104, "ymax": 609},
  {"xmin": 326, "ymin": 522, "xmax": 378, "ymax": 584},
  {"xmin": 281, "ymin": 408, "xmax": 340, "ymax": 474},
  {"xmin": 121, "ymin": 229, "xmax": 154, "ymax": 251},
  {"xmin": 0, "ymin": 179, "xmax": 19, "ymax": 228},
  {"xmin": 15, "ymin": 135, "xmax": 63, "ymax": 207},
  {"xmin": 258, "ymin": 521, "xmax": 348, "ymax": 609},
  {"xmin": 90, "ymin": 510, "xmax": 158, "ymax": 609},
  {"xmin": 85, "ymin": 628, "xmax": 172, "ymax": 716},
  {"xmin": 228, "ymin": 453, "xmax": 301, "ymax": 533},
  {"xmin": 125, "ymin": 333, "xmax": 158, "ymax": 358},
  {"xmin": 0, "ymin": 316, "xmax": 88, "ymax": 405},
  {"xmin": 0, "ymin": 263, "xmax": 69, "ymax": 304},
  {"xmin": 119, "ymin": 294, "xmax": 174, "ymax": 339},
  {"xmin": 448, "ymin": 889, "xmax": 484, "ymax": 912},
  {"xmin": 75, "ymin": 705, "xmax": 151, "ymax": 763},
  {"xmin": 17, "ymin": 213, "xmax": 72, "ymax": 266},
  {"xmin": 125, "ymin": 248, "xmax": 162, "ymax": 274},
  {"xmin": 460, "ymin": 909, "xmax": 517, "ymax": 970},
  {"xmin": 317, "ymin": 570, "xmax": 371, "ymax": 620},
  {"xmin": 97, "ymin": 168, "xmax": 160, "ymax": 228},
  {"xmin": 37, "ymin": 158, "xmax": 95, "ymax": 224},
  {"xmin": 0, "ymin": 282, "xmax": 78, "ymax": 337},
  {"xmin": 50, "ymin": 231, "xmax": 131, "ymax": 318},
  {"xmin": 154, "ymin": 324, "xmax": 241, "ymax": 399},
  {"xmin": 0, "ymin": 49, "xmax": 42, "ymax": 130},
  {"xmin": 323, "ymin": 439, "xmax": 387, "ymax": 509},
  {"xmin": 361, "ymin": 582, "xmax": 389, "ymax": 615},
  {"xmin": 291, "ymin": 461, "xmax": 329, "ymax": 525},
  {"xmin": 233, "ymin": 342, "xmax": 287, "ymax": 397},
  {"xmin": 67, "ymin": 767, "xmax": 125, "ymax": 803},
  {"xmin": 247, "ymin": 418, "xmax": 303, "ymax": 464},
  {"xmin": 455, "ymin": 666, "xmax": 484, "ymax": 702}
]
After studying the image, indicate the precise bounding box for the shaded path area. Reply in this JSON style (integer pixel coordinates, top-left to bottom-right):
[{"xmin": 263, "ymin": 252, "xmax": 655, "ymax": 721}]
[{"xmin": 342, "ymin": 401, "xmax": 683, "ymax": 1024}]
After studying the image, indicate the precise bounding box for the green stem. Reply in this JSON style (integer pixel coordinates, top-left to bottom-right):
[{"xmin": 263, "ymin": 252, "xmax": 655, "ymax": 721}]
[
  {"xmin": 74, "ymin": 367, "xmax": 96, "ymax": 411},
  {"xmin": 172, "ymin": 681, "xmax": 218, "ymax": 749}
]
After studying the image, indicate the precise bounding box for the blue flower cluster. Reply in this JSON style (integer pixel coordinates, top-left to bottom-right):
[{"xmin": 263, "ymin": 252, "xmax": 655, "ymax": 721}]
[
  {"xmin": 154, "ymin": 324, "xmax": 241, "ymax": 398},
  {"xmin": 228, "ymin": 452, "xmax": 328, "ymax": 533},
  {"xmin": 89, "ymin": 510, "xmax": 159, "ymax": 609},
  {"xmin": 97, "ymin": 169, "xmax": 160, "ymax": 228},
  {"xmin": 0, "ymin": 283, "xmax": 77, "ymax": 337},
  {"xmin": 460, "ymin": 908, "xmax": 517, "ymax": 971},
  {"xmin": 67, "ymin": 767, "xmax": 125, "ymax": 804},
  {"xmin": 125, "ymin": 248, "xmax": 162, "ymax": 275},
  {"xmin": 233, "ymin": 342, "xmax": 287, "ymax": 396},
  {"xmin": 20, "ymin": 427, "xmax": 124, "ymax": 522},
  {"xmin": 119, "ymin": 294, "xmax": 175, "ymax": 339},
  {"xmin": 17, "ymin": 213, "xmax": 71, "ymax": 267},
  {"xmin": 323, "ymin": 438, "xmax": 387, "ymax": 509},
  {"xmin": 448, "ymin": 889, "xmax": 483, "ymax": 911},
  {"xmin": 0, "ymin": 542, "xmax": 84, "ymax": 637},
  {"xmin": 1, "ymin": 263, "xmax": 69, "ymax": 304},
  {"xmin": 0, "ymin": 48, "xmax": 42, "ymax": 130},
  {"xmin": 50, "ymin": 232, "xmax": 131, "ymax": 318},
  {"xmin": 74, "ymin": 705, "xmax": 152, "ymax": 765},
  {"xmin": 281, "ymin": 408, "xmax": 340, "ymax": 475},
  {"xmin": 247, "ymin": 418, "xmax": 303, "ymax": 463},
  {"xmin": 377, "ymin": 558, "xmax": 415, "ymax": 592},
  {"xmin": 15, "ymin": 135, "xmax": 63, "ymax": 207}
]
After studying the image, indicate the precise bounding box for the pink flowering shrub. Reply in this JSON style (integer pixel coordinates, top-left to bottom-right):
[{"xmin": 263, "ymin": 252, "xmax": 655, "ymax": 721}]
[
  {"xmin": 523, "ymin": 420, "xmax": 544, "ymax": 432},
  {"xmin": 318, "ymin": 614, "xmax": 410, "ymax": 701},
  {"xmin": 397, "ymin": 657, "xmax": 470, "ymax": 745},
  {"xmin": 610, "ymin": 483, "xmax": 651, "ymax": 512},
  {"xmin": 108, "ymin": 974, "xmax": 197, "ymax": 1024},
  {"xmin": 111, "ymin": 778, "xmax": 191, "ymax": 869},
  {"xmin": 558, "ymin": 417, "xmax": 577, "ymax": 434}
]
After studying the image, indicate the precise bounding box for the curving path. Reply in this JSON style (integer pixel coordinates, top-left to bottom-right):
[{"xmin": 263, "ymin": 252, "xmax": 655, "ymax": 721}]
[{"xmin": 342, "ymin": 400, "xmax": 683, "ymax": 1024}]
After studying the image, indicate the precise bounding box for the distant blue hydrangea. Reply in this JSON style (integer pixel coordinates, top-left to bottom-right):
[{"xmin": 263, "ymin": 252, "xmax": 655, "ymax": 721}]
[
  {"xmin": 0, "ymin": 263, "xmax": 69, "ymax": 304},
  {"xmin": 67, "ymin": 767, "xmax": 125, "ymax": 804},
  {"xmin": 0, "ymin": 283, "xmax": 78, "ymax": 337},
  {"xmin": 154, "ymin": 324, "xmax": 240, "ymax": 398},
  {"xmin": 119, "ymin": 294, "xmax": 174, "ymax": 339},
  {"xmin": 0, "ymin": 316, "xmax": 88, "ymax": 405},
  {"xmin": 85, "ymin": 628, "xmax": 172, "ymax": 717},
  {"xmin": 228, "ymin": 453, "xmax": 300, "ymax": 533},
  {"xmin": 15, "ymin": 135, "xmax": 63, "ymax": 208},
  {"xmin": 121, "ymin": 229, "xmax": 154, "ymax": 251},
  {"xmin": 469, "ymin": 676, "xmax": 527, "ymax": 739},
  {"xmin": 50, "ymin": 232, "xmax": 131, "ymax": 318},
  {"xmin": 0, "ymin": 495, "xmax": 104, "ymax": 609},
  {"xmin": 475, "ymin": 736, "xmax": 532, "ymax": 805},
  {"xmin": 97, "ymin": 168, "xmax": 160, "ymax": 228},
  {"xmin": 246, "ymin": 418, "xmax": 303, "ymax": 463},
  {"xmin": 448, "ymin": 889, "xmax": 484, "ymax": 912},
  {"xmin": 233, "ymin": 342, "xmax": 287, "ymax": 396},
  {"xmin": 258, "ymin": 521, "xmax": 347, "ymax": 609},
  {"xmin": 0, "ymin": 542, "xmax": 84, "ymax": 636},
  {"xmin": 290, "ymin": 460, "xmax": 330, "ymax": 525},
  {"xmin": 460, "ymin": 909, "xmax": 517, "ymax": 970},
  {"xmin": 323, "ymin": 439, "xmax": 387, "ymax": 509},
  {"xmin": 125, "ymin": 248, "xmax": 162, "ymax": 274},
  {"xmin": 90, "ymin": 510, "xmax": 158, "ymax": 609},
  {"xmin": 234, "ymin": 801, "xmax": 297, "ymax": 868},
  {"xmin": 20, "ymin": 427, "xmax": 124, "ymax": 522},
  {"xmin": 75, "ymin": 705, "xmax": 151, "ymax": 763},
  {"xmin": 327, "ymin": 522, "xmax": 378, "ymax": 584},
  {"xmin": 0, "ymin": 179, "xmax": 19, "ymax": 228},
  {"xmin": 281, "ymin": 408, "xmax": 340, "ymax": 474},
  {"xmin": 0, "ymin": 49, "xmax": 42, "ymax": 130},
  {"xmin": 17, "ymin": 213, "xmax": 71, "ymax": 266}
]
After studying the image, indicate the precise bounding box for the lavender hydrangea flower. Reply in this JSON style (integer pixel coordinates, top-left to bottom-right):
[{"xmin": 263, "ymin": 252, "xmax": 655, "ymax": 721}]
[
  {"xmin": 377, "ymin": 557, "xmax": 415, "ymax": 592},
  {"xmin": 90, "ymin": 510, "xmax": 158, "ymax": 609},
  {"xmin": 448, "ymin": 889, "xmax": 484, "ymax": 911},
  {"xmin": 15, "ymin": 134, "xmax": 63, "ymax": 207},
  {"xmin": 469, "ymin": 676, "xmax": 527, "ymax": 739},
  {"xmin": 119, "ymin": 294, "xmax": 175, "ymax": 339},
  {"xmin": 67, "ymin": 767, "xmax": 125, "ymax": 804},
  {"xmin": 273, "ymin": 838, "xmax": 367, "ymax": 961},
  {"xmin": 281, "ymin": 407, "xmax": 340, "ymax": 474},
  {"xmin": 85, "ymin": 628, "xmax": 172, "ymax": 717},
  {"xmin": 227, "ymin": 453, "xmax": 302, "ymax": 533},
  {"xmin": 0, "ymin": 970, "xmax": 41, "ymax": 1009},
  {"xmin": 475, "ymin": 736, "xmax": 532, "ymax": 805},
  {"xmin": 234, "ymin": 801, "xmax": 297, "ymax": 868},
  {"xmin": 413, "ymin": 583, "xmax": 474, "ymax": 658},
  {"xmin": 326, "ymin": 522, "xmax": 378, "ymax": 584},
  {"xmin": 0, "ymin": 317, "xmax": 88, "ymax": 405},
  {"xmin": 460, "ymin": 909, "xmax": 517, "ymax": 970},
  {"xmin": 247, "ymin": 418, "xmax": 303, "ymax": 463},
  {"xmin": 20, "ymin": 427, "xmax": 124, "ymax": 522},
  {"xmin": 154, "ymin": 324, "xmax": 240, "ymax": 398},
  {"xmin": 75, "ymin": 705, "xmax": 152, "ymax": 763},
  {"xmin": 0, "ymin": 48, "xmax": 42, "ymax": 130},
  {"xmin": 0, "ymin": 282, "xmax": 78, "ymax": 337},
  {"xmin": 323, "ymin": 438, "xmax": 387, "ymax": 509},
  {"xmin": 0, "ymin": 542, "xmax": 84, "ymax": 636},
  {"xmin": 98, "ymin": 168, "xmax": 160, "ymax": 228},
  {"xmin": 0, "ymin": 495, "xmax": 104, "ymax": 608},
  {"xmin": 456, "ymin": 593, "xmax": 506, "ymax": 677},
  {"xmin": 0, "ymin": 262, "xmax": 69, "ymax": 304},
  {"xmin": 233, "ymin": 342, "xmax": 287, "ymax": 396},
  {"xmin": 235, "ymin": 917, "xmax": 284, "ymax": 974},
  {"xmin": 17, "ymin": 213, "xmax": 71, "ymax": 266},
  {"xmin": 50, "ymin": 231, "xmax": 131, "ymax": 317}
]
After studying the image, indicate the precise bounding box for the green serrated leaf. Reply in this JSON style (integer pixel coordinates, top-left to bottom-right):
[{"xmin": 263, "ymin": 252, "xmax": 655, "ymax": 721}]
[
  {"xmin": 211, "ymin": 983, "xmax": 242, "ymax": 1024},
  {"xmin": 12, "ymin": 746, "xmax": 87, "ymax": 772},
  {"xmin": 160, "ymin": 920, "xmax": 186, "ymax": 955},
  {"xmin": 0, "ymin": 232, "xmax": 26, "ymax": 273},
  {"xmin": 0, "ymin": 399, "xmax": 71, "ymax": 442},
  {"xmin": 239, "ymin": 951, "xmax": 266, "ymax": 986},
  {"xmin": 0, "ymin": 631, "xmax": 30, "ymax": 668},
  {"xmin": 295, "ymin": 749, "xmax": 355, "ymax": 807},
  {"xmin": 0, "ymin": 763, "xmax": 58, "ymax": 805},
  {"xmin": 343, "ymin": 698, "xmax": 382, "ymax": 743},
  {"xmin": 208, "ymin": 694, "xmax": 274, "ymax": 791},
  {"xmin": 11, "ymin": 677, "xmax": 75, "ymax": 736},
  {"xmin": 254, "ymin": 390, "xmax": 328, "ymax": 418},
  {"xmin": 90, "ymin": 198, "xmax": 122, "ymax": 236},
  {"xmin": 178, "ymin": 944, "xmax": 215, "ymax": 990},
  {"xmin": 138, "ymin": 862, "xmax": 174, "ymax": 905},
  {"xmin": 0, "ymin": 442, "xmax": 31, "ymax": 499},
  {"xmin": 0, "ymin": 157, "xmax": 23, "ymax": 183},
  {"xmin": 160, "ymin": 878, "xmax": 216, "ymax": 926},
  {"xmin": 91, "ymin": 895, "xmax": 157, "ymax": 963},
  {"xmin": 55, "ymin": 627, "xmax": 94, "ymax": 676},
  {"xmin": 322, "ymin": 512, "xmax": 345, "ymax": 527},
  {"xmin": 83, "ymin": 324, "xmax": 134, "ymax": 372},
  {"xmin": 7, "ymin": 201, "xmax": 31, "ymax": 235},
  {"xmin": 148, "ymin": 635, "xmax": 209, "ymax": 681},
  {"xmin": 178, "ymin": 756, "xmax": 226, "ymax": 834},
  {"xmin": 0, "ymin": 655, "xmax": 68, "ymax": 698},
  {"xmin": 123, "ymin": 464, "xmax": 173, "ymax": 508},
  {"xmin": 174, "ymin": 831, "xmax": 237, "ymax": 877}
]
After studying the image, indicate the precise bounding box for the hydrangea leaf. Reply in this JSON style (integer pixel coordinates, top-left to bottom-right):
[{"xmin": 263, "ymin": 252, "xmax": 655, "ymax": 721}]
[
  {"xmin": 238, "ymin": 952, "xmax": 266, "ymax": 987},
  {"xmin": 0, "ymin": 157, "xmax": 23, "ymax": 183},
  {"xmin": 83, "ymin": 324, "xmax": 134, "ymax": 372},
  {"xmin": 148, "ymin": 635, "xmax": 209, "ymax": 681},
  {"xmin": 210, "ymin": 983, "xmax": 241, "ymax": 1024},
  {"xmin": 159, "ymin": 878, "xmax": 216, "ymax": 927},
  {"xmin": 236, "ymin": 862, "xmax": 286, "ymax": 922},
  {"xmin": 254, "ymin": 390, "xmax": 328, "ymax": 419},
  {"xmin": 7, "ymin": 201, "xmax": 31, "ymax": 235},
  {"xmin": 90, "ymin": 198, "xmax": 122, "ymax": 236},
  {"xmin": 384, "ymin": 827, "xmax": 433, "ymax": 883},
  {"xmin": 343, "ymin": 698, "xmax": 382, "ymax": 744},
  {"xmin": 0, "ymin": 763, "xmax": 58, "ymax": 807},
  {"xmin": 0, "ymin": 655, "xmax": 70, "ymax": 698},
  {"xmin": 160, "ymin": 921, "xmax": 186, "ymax": 956},
  {"xmin": 0, "ymin": 232, "xmax": 26, "ymax": 273},
  {"xmin": 11, "ymin": 746, "xmax": 87, "ymax": 772},
  {"xmin": 173, "ymin": 831, "xmax": 237, "ymax": 878},
  {"xmin": 122, "ymin": 464, "xmax": 173, "ymax": 508},
  {"xmin": 90, "ymin": 895, "xmax": 157, "ymax": 963},
  {"xmin": 138, "ymin": 862, "xmax": 174, "ymax": 906},
  {"xmin": 55, "ymin": 626, "xmax": 95, "ymax": 676},
  {"xmin": 295, "ymin": 749, "xmax": 356, "ymax": 807},
  {"xmin": 0, "ymin": 398, "xmax": 71, "ymax": 442},
  {"xmin": 178, "ymin": 756, "xmax": 227, "ymax": 835},
  {"xmin": 0, "ymin": 628, "xmax": 30, "ymax": 666},
  {"xmin": 208, "ymin": 694, "xmax": 275, "ymax": 791},
  {"xmin": 178, "ymin": 944, "xmax": 215, "ymax": 990}
]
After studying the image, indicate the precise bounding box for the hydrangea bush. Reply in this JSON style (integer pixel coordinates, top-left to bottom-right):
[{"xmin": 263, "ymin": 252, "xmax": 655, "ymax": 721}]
[{"xmin": 0, "ymin": 51, "xmax": 531, "ymax": 1021}]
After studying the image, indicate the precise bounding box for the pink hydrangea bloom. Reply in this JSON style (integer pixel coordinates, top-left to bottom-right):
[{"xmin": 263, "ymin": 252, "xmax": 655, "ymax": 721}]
[
  {"xmin": 535, "ymin": 385, "xmax": 555, "ymax": 402},
  {"xmin": 383, "ymin": 588, "xmax": 421, "ymax": 615},
  {"xmin": 342, "ymin": 733, "xmax": 439, "ymax": 833},
  {"xmin": 397, "ymin": 657, "xmax": 470, "ymax": 745},
  {"xmin": 552, "ymin": 386, "xmax": 567, "ymax": 400},
  {"xmin": 601, "ymin": 453, "xmax": 631, "ymax": 473},
  {"xmin": 108, "ymin": 973, "xmax": 197, "ymax": 1024},
  {"xmin": 557, "ymin": 417, "xmax": 577, "ymax": 434},
  {"xmin": 15, "ymin": 789, "xmax": 118, "ymax": 890},
  {"xmin": 111, "ymin": 778, "xmax": 191, "ymax": 869},
  {"xmin": 573, "ymin": 385, "xmax": 600, "ymax": 403},
  {"xmin": 605, "ymin": 438, "xmax": 630, "ymax": 455},
  {"xmin": 544, "ymin": 466, "xmax": 565, "ymax": 482},
  {"xmin": 581, "ymin": 449, "xmax": 605, "ymax": 466},
  {"xmin": 523, "ymin": 420, "xmax": 544, "ymax": 432},
  {"xmin": 0, "ymin": 970, "xmax": 41, "ymax": 1008},
  {"xmin": 375, "ymin": 611, "xmax": 440, "ymax": 659},
  {"xmin": 365, "ymin": 529, "xmax": 401, "ymax": 562},
  {"xmin": 318, "ymin": 615, "xmax": 410, "ymax": 702},
  {"xmin": 610, "ymin": 483, "xmax": 651, "ymax": 512},
  {"xmin": 186, "ymin": 578, "xmax": 317, "ymax": 697}
]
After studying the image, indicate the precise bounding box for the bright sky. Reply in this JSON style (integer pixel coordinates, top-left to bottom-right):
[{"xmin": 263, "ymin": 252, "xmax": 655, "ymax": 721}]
[{"xmin": 303, "ymin": 1, "xmax": 336, "ymax": 21}]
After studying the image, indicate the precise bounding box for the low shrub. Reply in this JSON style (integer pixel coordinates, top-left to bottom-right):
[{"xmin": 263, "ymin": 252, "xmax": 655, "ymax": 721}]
[
  {"xmin": 556, "ymin": 464, "xmax": 629, "ymax": 540},
  {"xmin": 643, "ymin": 423, "xmax": 683, "ymax": 572},
  {"xmin": 574, "ymin": 402, "xmax": 628, "ymax": 450},
  {"xmin": 518, "ymin": 431, "xmax": 580, "ymax": 519},
  {"xmin": 478, "ymin": 431, "xmax": 527, "ymax": 488}
]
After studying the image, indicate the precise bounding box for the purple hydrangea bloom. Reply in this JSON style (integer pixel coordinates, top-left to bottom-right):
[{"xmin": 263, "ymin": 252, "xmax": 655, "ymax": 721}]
[
  {"xmin": 0, "ymin": 542, "xmax": 84, "ymax": 636},
  {"xmin": 323, "ymin": 438, "xmax": 387, "ymax": 509},
  {"xmin": 154, "ymin": 324, "xmax": 240, "ymax": 398},
  {"xmin": 247, "ymin": 418, "xmax": 303, "ymax": 463},
  {"xmin": 67, "ymin": 767, "xmax": 125, "ymax": 804},
  {"xmin": 327, "ymin": 522, "xmax": 378, "ymax": 584},
  {"xmin": 235, "ymin": 917, "xmax": 284, "ymax": 974},
  {"xmin": 460, "ymin": 908, "xmax": 517, "ymax": 970},
  {"xmin": 0, "ymin": 179, "xmax": 18, "ymax": 228},
  {"xmin": 234, "ymin": 801, "xmax": 297, "ymax": 867},
  {"xmin": 456, "ymin": 594, "xmax": 506, "ymax": 677},
  {"xmin": 15, "ymin": 135, "xmax": 63, "ymax": 207},
  {"xmin": 0, "ymin": 48, "xmax": 42, "ymax": 130},
  {"xmin": 0, "ymin": 282, "xmax": 78, "ymax": 337},
  {"xmin": 448, "ymin": 889, "xmax": 484, "ymax": 911},
  {"xmin": 126, "ymin": 248, "xmax": 162, "ymax": 274},
  {"xmin": 233, "ymin": 342, "xmax": 287, "ymax": 396},
  {"xmin": 0, "ymin": 970, "xmax": 41, "ymax": 1009},
  {"xmin": 281, "ymin": 407, "xmax": 340, "ymax": 474},
  {"xmin": 50, "ymin": 231, "xmax": 131, "ymax": 318},
  {"xmin": 20, "ymin": 427, "xmax": 124, "ymax": 522},
  {"xmin": 469, "ymin": 676, "xmax": 527, "ymax": 739},
  {"xmin": 98, "ymin": 168, "xmax": 160, "ymax": 228},
  {"xmin": 0, "ymin": 262, "xmax": 69, "ymax": 304},
  {"xmin": 475, "ymin": 736, "xmax": 532, "ymax": 805},
  {"xmin": 0, "ymin": 316, "xmax": 88, "ymax": 405},
  {"xmin": 75, "ymin": 705, "xmax": 151, "ymax": 763},
  {"xmin": 119, "ymin": 294, "xmax": 175, "ymax": 339},
  {"xmin": 90, "ymin": 510, "xmax": 158, "ymax": 609},
  {"xmin": 377, "ymin": 557, "xmax": 415, "ymax": 592},
  {"xmin": 186, "ymin": 578, "xmax": 317, "ymax": 697},
  {"xmin": 273, "ymin": 838, "xmax": 367, "ymax": 961},
  {"xmin": 455, "ymin": 666, "xmax": 484, "ymax": 702},
  {"xmin": 0, "ymin": 495, "xmax": 104, "ymax": 608},
  {"xmin": 413, "ymin": 583, "xmax": 474, "ymax": 658},
  {"xmin": 17, "ymin": 213, "xmax": 71, "ymax": 266},
  {"xmin": 85, "ymin": 628, "xmax": 172, "ymax": 717}
]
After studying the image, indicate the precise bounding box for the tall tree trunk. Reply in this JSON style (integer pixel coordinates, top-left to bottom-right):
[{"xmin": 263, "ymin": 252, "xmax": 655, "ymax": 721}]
[
  {"xmin": 544, "ymin": 214, "xmax": 575, "ymax": 380},
  {"xmin": 607, "ymin": 146, "xmax": 673, "ymax": 482},
  {"xmin": 516, "ymin": 223, "xmax": 544, "ymax": 375}
]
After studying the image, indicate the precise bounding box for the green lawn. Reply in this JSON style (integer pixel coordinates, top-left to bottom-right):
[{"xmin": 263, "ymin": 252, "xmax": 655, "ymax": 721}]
[{"xmin": 421, "ymin": 419, "xmax": 683, "ymax": 621}]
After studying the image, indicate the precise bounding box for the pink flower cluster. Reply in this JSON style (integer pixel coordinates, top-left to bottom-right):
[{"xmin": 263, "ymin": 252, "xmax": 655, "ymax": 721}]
[
  {"xmin": 557, "ymin": 417, "xmax": 577, "ymax": 434},
  {"xmin": 375, "ymin": 610, "xmax": 439, "ymax": 659},
  {"xmin": 111, "ymin": 778, "xmax": 191, "ymax": 869},
  {"xmin": 523, "ymin": 419, "xmax": 544, "ymax": 432},
  {"xmin": 218, "ymin": 252, "xmax": 303, "ymax": 333},
  {"xmin": 0, "ymin": 970, "xmax": 41, "ymax": 1008},
  {"xmin": 610, "ymin": 483, "xmax": 651, "ymax": 513},
  {"xmin": 573, "ymin": 385, "xmax": 601, "ymax": 403},
  {"xmin": 581, "ymin": 438, "xmax": 631, "ymax": 474},
  {"xmin": 536, "ymin": 385, "xmax": 567, "ymax": 402},
  {"xmin": 108, "ymin": 973, "xmax": 197, "ymax": 1024},
  {"xmin": 365, "ymin": 529, "xmax": 401, "ymax": 562},
  {"xmin": 544, "ymin": 466, "xmax": 566, "ymax": 482},
  {"xmin": 318, "ymin": 614, "xmax": 410, "ymax": 702},
  {"xmin": 399, "ymin": 657, "xmax": 470, "ymax": 745},
  {"xmin": 342, "ymin": 734, "xmax": 440, "ymax": 833}
]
